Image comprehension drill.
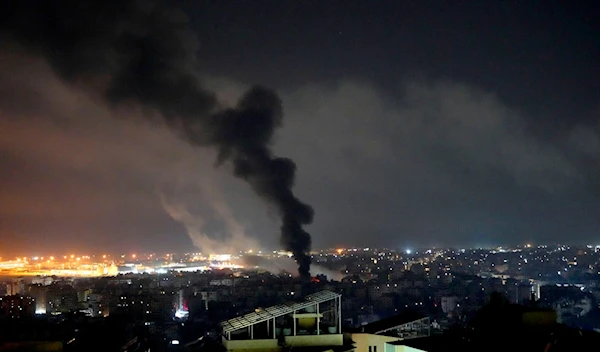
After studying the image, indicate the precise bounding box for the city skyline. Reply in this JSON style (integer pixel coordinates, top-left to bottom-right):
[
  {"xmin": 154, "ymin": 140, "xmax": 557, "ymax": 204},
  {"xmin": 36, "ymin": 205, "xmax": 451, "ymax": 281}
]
[{"xmin": 1, "ymin": 1, "xmax": 599, "ymax": 257}]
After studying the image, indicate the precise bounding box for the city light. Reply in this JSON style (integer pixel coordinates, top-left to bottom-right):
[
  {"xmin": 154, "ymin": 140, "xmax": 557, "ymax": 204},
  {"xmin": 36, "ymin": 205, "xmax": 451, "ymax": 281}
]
[
  {"xmin": 0, "ymin": 252, "xmax": 248, "ymax": 277},
  {"xmin": 174, "ymin": 310, "xmax": 189, "ymax": 319}
]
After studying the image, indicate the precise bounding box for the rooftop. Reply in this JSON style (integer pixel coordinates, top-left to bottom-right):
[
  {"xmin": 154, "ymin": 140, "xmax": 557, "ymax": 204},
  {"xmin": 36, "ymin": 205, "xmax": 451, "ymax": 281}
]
[
  {"xmin": 220, "ymin": 290, "xmax": 341, "ymax": 334},
  {"xmin": 353, "ymin": 311, "xmax": 426, "ymax": 335}
]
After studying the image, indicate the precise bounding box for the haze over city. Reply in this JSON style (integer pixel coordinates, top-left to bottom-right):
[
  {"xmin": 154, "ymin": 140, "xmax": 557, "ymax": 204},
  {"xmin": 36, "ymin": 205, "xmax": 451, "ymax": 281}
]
[
  {"xmin": 1, "ymin": 1, "xmax": 599, "ymax": 259},
  {"xmin": 2, "ymin": 2, "xmax": 600, "ymax": 352}
]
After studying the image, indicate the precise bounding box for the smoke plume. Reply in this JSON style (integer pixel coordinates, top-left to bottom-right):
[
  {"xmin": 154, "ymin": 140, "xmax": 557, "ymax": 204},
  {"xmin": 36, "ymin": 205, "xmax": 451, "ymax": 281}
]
[
  {"xmin": 159, "ymin": 194, "xmax": 262, "ymax": 256},
  {"xmin": 1, "ymin": 1, "xmax": 313, "ymax": 276},
  {"xmin": 157, "ymin": 176, "xmax": 263, "ymax": 255}
]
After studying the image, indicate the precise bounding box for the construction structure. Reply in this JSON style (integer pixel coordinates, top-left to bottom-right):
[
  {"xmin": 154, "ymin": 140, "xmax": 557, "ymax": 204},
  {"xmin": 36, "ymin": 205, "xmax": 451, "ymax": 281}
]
[{"xmin": 220, "ymin": 290, "xmax": 345, "ymax": 351}]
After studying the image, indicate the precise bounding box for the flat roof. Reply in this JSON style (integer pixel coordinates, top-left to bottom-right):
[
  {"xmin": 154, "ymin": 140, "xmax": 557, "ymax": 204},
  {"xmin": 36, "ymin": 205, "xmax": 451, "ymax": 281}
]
[{"xmin": 220, "ymin": 290, "xmax": 341, "ymax": 334}]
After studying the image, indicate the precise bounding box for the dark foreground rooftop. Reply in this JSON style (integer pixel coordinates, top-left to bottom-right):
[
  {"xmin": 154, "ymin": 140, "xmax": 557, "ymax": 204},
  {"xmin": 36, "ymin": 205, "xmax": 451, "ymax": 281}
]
[{"xmin": 392, "ymin": 325, "xmax": 600, "ymax": 352}]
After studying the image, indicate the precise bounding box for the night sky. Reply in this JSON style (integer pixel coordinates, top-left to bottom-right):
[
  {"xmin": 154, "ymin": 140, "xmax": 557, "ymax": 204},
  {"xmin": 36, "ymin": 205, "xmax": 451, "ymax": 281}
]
[{"xmin": 0, "ymin": 1, "xmax": 598, "ymax": 256}]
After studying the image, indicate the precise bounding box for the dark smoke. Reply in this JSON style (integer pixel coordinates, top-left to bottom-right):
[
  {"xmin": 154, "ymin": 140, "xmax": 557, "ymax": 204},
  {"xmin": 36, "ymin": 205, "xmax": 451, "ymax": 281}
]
[{"xmin": 1, "ymin": 0, "xmax": 313, "ymax": 277}]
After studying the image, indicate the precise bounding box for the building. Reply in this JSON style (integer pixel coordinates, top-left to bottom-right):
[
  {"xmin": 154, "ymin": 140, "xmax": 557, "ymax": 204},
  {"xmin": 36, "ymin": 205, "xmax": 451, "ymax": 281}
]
[
  {"xmin": 109, "ymin": 291, "xmax": 176, "ymax": 320},
  {"xmin": 348, "ymin": 312, "xmax": 430, "ymax": 352},
  {"xmin": 5, "ymin": 279, "xmax": 25, "ymax": 296},
  {"xmin": 46, "ymin": 283, "xmax": 78, "ymax": 313},
  {"xmin": 220, "ymin": 290, "xmax": 350, "ymax": 351},
  {"xmin": 440, "ymin": 296, "xmax": 457, "ymax": 315},
  {"xmin": 84, "ymin": 293, "xmax": 105, "ymax": 317},
  {"xmin": 26, "ymin": 284, "xmax": 48, "ymax": 314},
  {"xmin": 0, "ymin": 295, "xmax": 35, "ymax": 319}
]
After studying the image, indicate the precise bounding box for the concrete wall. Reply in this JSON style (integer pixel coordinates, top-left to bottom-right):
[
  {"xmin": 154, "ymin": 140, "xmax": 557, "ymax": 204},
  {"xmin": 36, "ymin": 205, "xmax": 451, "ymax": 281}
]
[
  {"xmin": 350, "ymin": 333, "xmax": 399, "ymax": 352},
  {"xmin": 222, "ymin": 334, "xmax": 344, "ymax": 351},
  {"xmin": 285, "ymin": 334, "xmax": 343, "ymax": 347},
  {"xmin": 222, "ymin": 337, "xmax": 280, "ymax": 352},
  {"xmin": 384, "ymin": 344, "xmax": 427, "ymax": 352}
]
